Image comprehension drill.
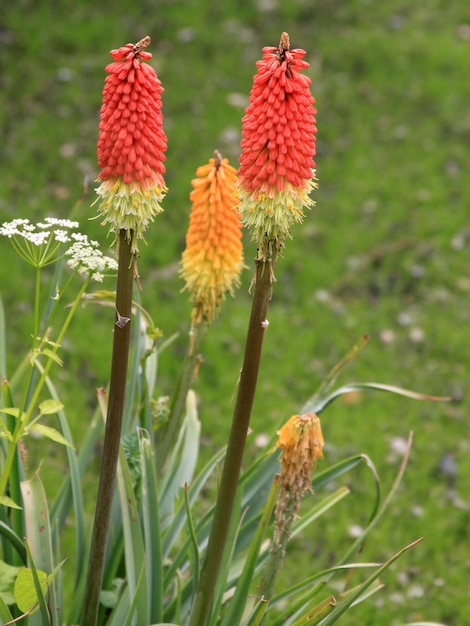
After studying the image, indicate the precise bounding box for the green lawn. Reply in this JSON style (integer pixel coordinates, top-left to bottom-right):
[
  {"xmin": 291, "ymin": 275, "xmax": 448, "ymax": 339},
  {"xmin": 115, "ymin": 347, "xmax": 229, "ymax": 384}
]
[{"xmin": 1, "ymin": 0, "xmax": 469, "ymax": 624}]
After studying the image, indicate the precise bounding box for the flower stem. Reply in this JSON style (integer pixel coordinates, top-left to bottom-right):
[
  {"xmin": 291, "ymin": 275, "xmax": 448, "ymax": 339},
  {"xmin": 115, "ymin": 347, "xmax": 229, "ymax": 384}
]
[
  {"xmin": 188, "ymin": 259, "xmax": 273, "ymax": 626},
  {"xmin": 157, "ymin": 321, "xmax": 206, "ymax": 473},
  {"xmin": 258, "ymin": 495, "xmax": 297, "ymax": 601},
  {"xmin": 33, "ymin": 266, "xmax": 41, "ymax": 347},
  {"xmin": 80, "ymin": 231, "xmax": 134, "ymax": 626}
]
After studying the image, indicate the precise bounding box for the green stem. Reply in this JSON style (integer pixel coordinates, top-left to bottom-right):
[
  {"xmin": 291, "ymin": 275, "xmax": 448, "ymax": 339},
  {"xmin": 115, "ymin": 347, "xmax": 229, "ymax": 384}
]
[
  {"xmin": 33, "ymin": 266, "xmax": 41, "ymax": 347},
  {"xmin": 258, "ymin": 494, "xmax": 297, "ymax": 601},
  {"xmin": 157, "ymin": 321, "xmax": 207, "ymax": 473},
  {"xmin": 188, "ymin": 259, "xmax": 273, "ymax": 626},
  {"xmin": 80, "ymin": 231, "xmax": 134, "ymax": 626}
]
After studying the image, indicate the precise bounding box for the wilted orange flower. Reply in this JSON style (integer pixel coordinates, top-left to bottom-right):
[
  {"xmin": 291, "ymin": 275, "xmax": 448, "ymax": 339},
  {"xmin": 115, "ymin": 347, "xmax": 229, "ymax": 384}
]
[
  {"xmin": 180, "ymin": 151, "xmax": 244, "ymax": 325},
  {"xmin": 95, "ymin": 36, "xmax": 167, "ymax": 252},
  {"xmin": 265, "ymin": 412, "xmax": 324, "ymax": 579},
  {"xmin": 238, "ymin": 32, "xmax": 317, "ymax": 260},
  {"xmin": 276, "ymin": 413, "xmax": 324, "ymax": 501}
]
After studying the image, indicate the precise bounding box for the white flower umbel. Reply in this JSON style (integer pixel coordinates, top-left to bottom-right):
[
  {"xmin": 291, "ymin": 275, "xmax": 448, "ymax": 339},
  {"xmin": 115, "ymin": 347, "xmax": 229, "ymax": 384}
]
[
  {"xmin": 0, "ymin": 217, "xmax": 80, "ymax": 268},
  {"xmin": 1, "ymin": 218, "xmax": 117, "ymax": 281},
  {"xmin": 65, "ymin": 239, "xmax": 118, "ymax": 282}
]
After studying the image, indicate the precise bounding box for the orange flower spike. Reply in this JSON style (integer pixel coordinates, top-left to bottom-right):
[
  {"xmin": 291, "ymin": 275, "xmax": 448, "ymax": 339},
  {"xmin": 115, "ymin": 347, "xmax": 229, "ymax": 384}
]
[
  {"xmin": 180, "ymin": 151, "xmax": 244, "ymax": 325},
  {"xmin": 95, "ymin": 36, "xmax": 168, "ymax": 253},
  {"xmin": 238, "ymin": 32, "xmax": 317, "ymax": 260}
]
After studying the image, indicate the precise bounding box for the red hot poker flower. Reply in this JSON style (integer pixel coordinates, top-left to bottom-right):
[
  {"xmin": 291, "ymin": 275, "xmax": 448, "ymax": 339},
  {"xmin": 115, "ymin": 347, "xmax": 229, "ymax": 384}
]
[
  {"xmin": 238, "ymin": 32, "xmax": 317, "ymax": 260},
  {"xmin": 180, "ymin": 151, "xmax": 244, "ymax": 326},
  {"xmin": 95, "ymin": 36, "xmax": 167, "ymax": 252}
]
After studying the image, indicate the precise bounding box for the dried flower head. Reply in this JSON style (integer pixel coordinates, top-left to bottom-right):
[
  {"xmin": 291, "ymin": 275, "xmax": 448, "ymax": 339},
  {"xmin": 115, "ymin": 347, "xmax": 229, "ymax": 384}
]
[
  {"xmin": 276, "ymin": 412, "xmax": 324, "ymax": 515},
  {"xmin": 180, "ymin": 151, "xmax": 244, "ymax": 325},
  {"xmin": 261, "ymin": 412, "xmax": 324, "ymax": 592},
  {"xmin": 238, "ymin": 32, "xmax": 317, "ymax": 260},
  {"xmin": 95, "ymin": 36, "xmax": 167, "ymax": 253}
]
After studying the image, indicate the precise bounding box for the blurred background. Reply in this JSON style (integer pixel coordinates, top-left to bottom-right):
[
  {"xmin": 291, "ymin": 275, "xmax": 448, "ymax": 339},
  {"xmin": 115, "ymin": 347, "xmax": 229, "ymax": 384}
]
[{"xmin": 1, "ymin": 1, "xmax": 468, "ymax": 623}]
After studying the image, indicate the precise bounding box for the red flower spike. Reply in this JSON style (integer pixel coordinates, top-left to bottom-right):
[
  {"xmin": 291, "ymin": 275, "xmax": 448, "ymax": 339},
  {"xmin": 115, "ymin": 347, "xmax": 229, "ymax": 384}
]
[
  {"xmin": 95, "ymin": 36, "xmax": 167, "ymax": 253},
  {"xmin": 238, "ymin": 32, "xmax": 318, "ymax": 260}
]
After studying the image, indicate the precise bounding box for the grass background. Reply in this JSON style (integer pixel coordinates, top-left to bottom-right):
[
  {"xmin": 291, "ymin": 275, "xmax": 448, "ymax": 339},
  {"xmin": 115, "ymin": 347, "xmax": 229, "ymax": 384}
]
[{"xmin": 1, "ymin": 0, "xmax": 469, "ymax": 624}]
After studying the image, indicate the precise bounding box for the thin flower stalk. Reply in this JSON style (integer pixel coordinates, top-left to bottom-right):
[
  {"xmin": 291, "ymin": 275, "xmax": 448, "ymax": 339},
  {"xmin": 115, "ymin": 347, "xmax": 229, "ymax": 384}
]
[
  {"xmin": 95, "ymin": 36, "xmax": 168, "ymax": 254},
  {"xmin": 238, "ymin": 32, "xmax": 317, "ymax": 261},
  {"xmin": 80, "ymin": 230, "xmax": 134, "ymax": 626},
  {"xmin": 259, "ymin": 413, "xmax": 324, "ymax": 600},
  {"xmin": 189, "ymin": 258, "xmax": 273, "ymax": 626}
]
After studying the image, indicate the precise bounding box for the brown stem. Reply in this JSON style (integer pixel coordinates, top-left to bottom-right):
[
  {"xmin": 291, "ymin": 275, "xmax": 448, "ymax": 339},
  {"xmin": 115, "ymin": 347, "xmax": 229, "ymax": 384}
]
[
  {"xmin": 80, "ymin": 230, "xmax": 134, "ymax": 626},
  {"xmin": 188, "ymin": 259, "xmax": 273, "ymax": 626}
]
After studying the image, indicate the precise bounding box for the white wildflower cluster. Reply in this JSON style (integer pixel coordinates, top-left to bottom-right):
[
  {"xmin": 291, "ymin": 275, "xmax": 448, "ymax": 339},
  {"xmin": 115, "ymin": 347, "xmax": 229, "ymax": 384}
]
[
  {"xmin": 1, "ymin": 217, "xmax": 117, "ymax": 280},
  {"xmin": 65, "ymin": 238, "xmax": 118, "ymax": 282},
  {"xmin": 0, "ymin": 217, "xmax": 79, "ymax": 245},
  {"xmin": 0, "ymin": 217, "xmax": 81, "ymax": 267}
]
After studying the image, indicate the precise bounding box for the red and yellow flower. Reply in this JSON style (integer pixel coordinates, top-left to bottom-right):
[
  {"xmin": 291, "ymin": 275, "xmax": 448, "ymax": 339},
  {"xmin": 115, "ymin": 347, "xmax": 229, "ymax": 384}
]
[
  {"xmin": 238, "ymin": 32, "xmax": 317, "ymax": 260},
  {"xmin": 180, "ymin": 151, "xmax": 244, "ymax": 325},
  {"xmin": 95, "ymin": 36, "xmax": 167, "ymax": 252}
]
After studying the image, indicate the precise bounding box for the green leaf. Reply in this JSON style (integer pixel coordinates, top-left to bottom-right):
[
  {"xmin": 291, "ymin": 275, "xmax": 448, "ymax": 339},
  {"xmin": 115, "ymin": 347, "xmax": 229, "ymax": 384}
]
[
  {"xmin": 0, "ymin": 495, "xmax": 22, "ymax": 509},
  {"xmin": 123, "ymin": 561, "xmax": 147, "ymax": 626},
  {"xmin": 38, "ymin": 369, "xmax": 86, "ymax": 624},
  {"xmin": 184, "ymin": 484, "xmax": 201, "ymax": 605},
  {"xmin": 301, "ymin": 335, "xmax": 369, "ymax": 414},
  {"xmin": 139, "ymin": 431, "xmax": 164, "ymax": 623},
  {"xmin": 100, "ymin": 578, "xmax": 125, "ymax": 609},
  {"xmin": 405, "ymin": 623, "xmax": 450, "ymax": 626},
  {"xmin": 122, "ymin": 431, "xmax": 142, "ymax": 484},
  {"xmin": 0, "ymin": 521, "xmax": 26, "ymax": 563},
  {"xmin": 38, "ymin": 399, "xmax": 64, "ymax": 415},
  {"xmin": 39, "ymin": 348, "xmax": 63, "ymax": 367},
  {"xmin": 0, "ymin": 594, "xmax": 14, "ymax": 624},
  {"xmin": 310, "ymin": 381, "xmax": 451, "ymax": 415},
  {"xmin": 0, "ymin": 295, "xmax": 6, "ymax": 380},
  {"xmin": 0, "ymin": 560, "xmax": 21, "ymax": 605},
  {"xmin": 316, "ymin": 539, "xmax": 423, "ymax": 625},
  {"xmin": 30, "ymin": 423, "xmax": 74, "ymax": 448},
  {"xmin": 160, "ymin": 390, "xmax": 201, "ymax": 524},
  {"xmin": 220, "ymin": 479, "xmax": 279, "ymax": 626},
  {"xmin": 242, "ymin": 598, "xmax": 269, "ymax": 626},
  {"xmin": 117, "ymin": 443, "xmax": 149, "ymax": 624},
  {"xmin": 14, "ymin": 566, "xmax": 48, "ymax": 613},
  {"xmin": 269, "ymin": 562, "xmax": 382, "ymax": 621},
  {"xmin": 0, "ymin": 407, "xmax": 20, "ymax": 418},
  {"xmin": 21, "ymin": 473, "xmax": 59, "ymax": 622},
  {"xmin": 291, "ymin": 595, "xmax": 337, "ymax": 626}
]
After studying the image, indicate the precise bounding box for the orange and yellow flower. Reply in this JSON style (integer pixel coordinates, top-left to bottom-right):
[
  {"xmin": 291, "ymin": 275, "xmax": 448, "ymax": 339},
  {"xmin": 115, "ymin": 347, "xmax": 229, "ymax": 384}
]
[
  {"xmin": 95, "ymin": 36, "xmax": 167, "ymax": 252},
  {"xmin": 238, "ymin": 32, "xmax": 317, "ymax": 260},
  {"xmin": 180, "ymin": 152, "xmax": 244, "ymax": 325}
]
